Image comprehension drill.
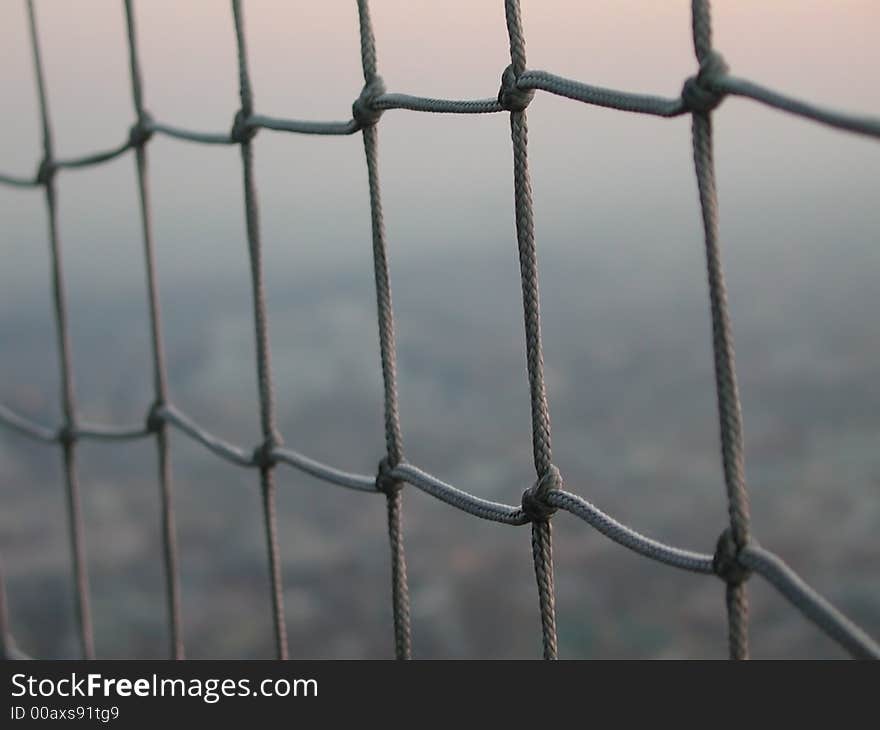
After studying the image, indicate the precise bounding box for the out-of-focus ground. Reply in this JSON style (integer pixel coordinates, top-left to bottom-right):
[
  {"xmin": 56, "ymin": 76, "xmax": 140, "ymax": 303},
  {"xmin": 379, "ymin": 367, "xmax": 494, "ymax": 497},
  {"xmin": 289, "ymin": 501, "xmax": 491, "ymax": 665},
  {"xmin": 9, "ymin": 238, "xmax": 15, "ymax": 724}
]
[{"xmin": 2, "ymin": 245, "xmax": 878, "ymax": 659}]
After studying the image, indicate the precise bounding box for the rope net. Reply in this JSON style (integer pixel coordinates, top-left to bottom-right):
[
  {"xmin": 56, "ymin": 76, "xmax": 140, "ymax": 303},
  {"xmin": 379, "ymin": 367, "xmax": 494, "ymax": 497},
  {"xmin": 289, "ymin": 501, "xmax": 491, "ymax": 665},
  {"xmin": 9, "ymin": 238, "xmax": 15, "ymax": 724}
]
[{"xmin": 1, "ymin": 0, "xmax": 879, "ymax": 661}]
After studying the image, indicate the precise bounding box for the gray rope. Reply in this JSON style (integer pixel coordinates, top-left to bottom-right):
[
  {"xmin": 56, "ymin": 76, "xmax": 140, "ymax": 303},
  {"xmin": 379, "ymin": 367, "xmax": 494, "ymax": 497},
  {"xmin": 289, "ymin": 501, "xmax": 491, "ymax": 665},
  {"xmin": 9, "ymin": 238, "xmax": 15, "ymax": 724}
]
[
  {"xmin": 0, "ymin": 569, "xmax": 30, "ymax": 658},
  {"xmin": 0, "ymin": 172, "xmax": 39, "ymax": 187},
  {"xmin": 0, "ymin": 405, "xmax": 150, "ymax": 443},
  {"xmin": 26, "ymin": 0, "xmax": 95, "ymax": 662},
  {"xmin": 375, "ymin": 94, "xmax": 502, "ymax": 114},
  {"xmin": 248, "ymin": 113, "xmax": 359, "ymax": 136},
  {"xmin": 5, "ymin": 63, "xmax": 880, "ymax": 190},
  {"xmin": 75, "ymin": 422, "xmax": 150, "ymax": 441},
  {"xmin": 0, "ymin": 401, "xmax": 375, "ymax": 489},
  {"xmin": 0, "ymin": 403, "xmax": 58, "ymax": 442},
  {"xmin": 713, "ymin": 76, "xmax": 880, "ymax": 140},
  {"xmin": 123, "ymin": 0, "xmax": 184, "ymax": 661},
  {"xmin": 231, "ymin": 0, "xmax": 288, "ymax": 662},
  {"xmin": 272, "ymin": 447, "xmax": 377, "ymax": 492},
  {"xmin": 361, "ymin": 127, "xmax": 404, "ymax": 469},
  {"xmin": 547, "ymin": 491, "xmax": 715, "ymax": 573},
  {"xmin": 147, "ymin": 120, "xmax": 234, "ymax": 145},
  {"xmin": 689, "ymin": 0, "xmax": 751, "ymax": 661},
  {"xmin": 54, "ymin": 140, "xmax": 132, "ymax": 170},
  {"xmin": 0, "ymin": 563, "xmax": 30, "ymax": 658},
  {"xmin": 356, "ymin": 0, "xmax": 412, "ymax": 661},
  {"xmin": 2, "ymin": 399, "xmax": 879, "ymax": 658},
  {"xmin": 159, "ymin": 405, "xmax": 257, "ymax": 466},
  {"xmin": 503, "ymin": 6, "xmax": 551, "ymax": 483},
  {"xmin": 740, "ymin": 545, "xmax": 880, "ymax": 660},
  {"xmin": 517, "ymin": 70, "xmax": 687, "ymax": 117},
  {"xmin": 392, "ymin": 463, "xmax": 527, "ymax": 525},
  {"xmin": 384, "ymin": 487, "xmax": 411, "ymax": 660},
  {"xmin": 530, "ymin": 520, "xmax": 557, "ymax": 660},
  {"xmin": 2, "ymin": 0, "xmax": 879, "ymax": 662},
  {"xmin": 0, "ymin": 559, "xmax": 9, "ymax": 659},
  {"xmin": 503, "ymin": 0, "xmax": 559, "ymax": 661},
  {"xmin": 4, "ymin": 642, "xmax": 31, "ymax": 660},
  {"xmin": 357, "ymin": 0, "xmax": 378, "ymax": 83}
]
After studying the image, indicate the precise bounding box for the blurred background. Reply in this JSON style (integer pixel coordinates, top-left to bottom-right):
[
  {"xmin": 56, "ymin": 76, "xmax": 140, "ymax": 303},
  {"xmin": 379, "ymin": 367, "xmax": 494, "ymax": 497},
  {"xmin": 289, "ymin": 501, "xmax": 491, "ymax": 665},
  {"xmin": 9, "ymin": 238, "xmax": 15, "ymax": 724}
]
[{"xmin": 0, "ymin": 0, "xmax": 878, "ymax": 659}]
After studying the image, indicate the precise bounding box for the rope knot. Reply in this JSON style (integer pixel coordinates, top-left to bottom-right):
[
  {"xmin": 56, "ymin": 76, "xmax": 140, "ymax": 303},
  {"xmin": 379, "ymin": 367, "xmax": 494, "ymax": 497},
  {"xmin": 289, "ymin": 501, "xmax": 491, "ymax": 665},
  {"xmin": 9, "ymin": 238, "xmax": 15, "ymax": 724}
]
[
  {"xmin": 145, "ymin": 401, "xmax": 165, "ymax": 433},
  {"xmin": 376, "ymin": 456, "xmax": 403, "ymax": 496},
  {"xmin": 497, "ymin": 64, "xmax": 534, "ymax": 112},
  {"xmin": 712, "ymin": 528, "xmax": 751, "ymax": 585},
  {"xmin": 521, "ymin": 464, "xmax": 562, "ymax": 522},
  {"xmin": 352, "ymin": 76, "xmax": 386, "ymax": 129},
  {"xmin": 35, "ymin": 157, "xmax": 56, "ymax": 186},
  {"xmin": 128, "ymin": 112, "xmax": 154, "ymax": 148},
  {"xmin": 681, "ymin": 50, "xmax": 729, "ymax": 113},
  {"xmin": 252, "ymin": 440, "xmax": 277, "ymax": 470},
  {"xmin": 56, "ymin": 425, "xmax": 76, "ymax": 447},
  {"xmin": 230, "ymin": 110, "xmax": 256, "ymax": 144}
]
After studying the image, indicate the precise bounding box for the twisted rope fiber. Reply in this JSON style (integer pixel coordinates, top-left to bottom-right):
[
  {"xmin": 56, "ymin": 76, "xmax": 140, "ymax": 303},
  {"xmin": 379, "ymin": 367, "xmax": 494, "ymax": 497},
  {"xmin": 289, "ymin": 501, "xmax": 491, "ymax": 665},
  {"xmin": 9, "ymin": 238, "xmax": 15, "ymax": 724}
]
[
  {"xmin": 357, "ymin": 0, "xmax": 412, "ymax": 661},
  {"xmin": 3, "ymin": 393, "xmax": 878, "ymax": 665},
  {"xmin": 24, "ymin": 0, "xmax": 95, "ymax": 661},
  {"xmin": 1, "ymin": 0, "xmax": 880, "ymax": 661},
  {"xmin": 1, "ymin": 396, "xmax": 878, "ymax": 657},
  {"xmin": 690, "ymin": 0, "xmax": 752, "ymax": 661},
  {"xmin": 739, "ymin": 546, "xmax": 880, "ymax": 660},
  {"xmin": 230, "ymin": 0, "xmax": 288, "ymax": 661},
  {"xmin": 123, "ymin": 0, "xmax": 183, "ymax": 661},
  {"xmin": 2, "ymin": 9, "xmax": 878, "ymax": 186},
  {"xmin": 503, "ymin": 0, "xmax": 559, "ymax": 661}
]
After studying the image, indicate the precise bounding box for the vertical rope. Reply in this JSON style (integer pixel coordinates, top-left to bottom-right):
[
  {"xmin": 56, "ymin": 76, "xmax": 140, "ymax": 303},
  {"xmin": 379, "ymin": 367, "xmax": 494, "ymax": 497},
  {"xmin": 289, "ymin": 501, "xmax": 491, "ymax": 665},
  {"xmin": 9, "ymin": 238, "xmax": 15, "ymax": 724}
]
[
  {"xmin": 530, "ymin": 516, "xmax": 558, "ymax": 659},
  {"xmin": 356, "ymin": 0, "xmax": 378, "ymax": 84},
  {"xmin": 0, "ymin": 559, "xmax": 9, "ymax": 657},
  {"xmin": 690, "ymin": 0, "xmax": 751, "ymax": 660},
  {"xmin": 503, "ymin": 0, "xmax": 558, "ymax": 660},
  {"xmin": 356, "ymin": 0, "xmax": 412, "ymax": 660},
  {"xmin": 123, "ymin": 0, "xmax": 184, "ymax": 660},
  {"xmin": 384, "ymin": 485, "xmax": 411, "ymax": 659},
  {"xmin": 231, "ymin": 0, "xmax": 288, "ymax": 660},
  {"xmin": 27, "ymin": 0, "xmax": 95, "ymax": 660}
]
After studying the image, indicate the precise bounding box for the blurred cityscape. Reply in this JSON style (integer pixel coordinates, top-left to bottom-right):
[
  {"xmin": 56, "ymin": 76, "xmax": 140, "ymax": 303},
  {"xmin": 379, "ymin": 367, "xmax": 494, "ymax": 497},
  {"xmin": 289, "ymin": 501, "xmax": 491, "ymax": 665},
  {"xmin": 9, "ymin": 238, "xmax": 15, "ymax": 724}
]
[{"xmin": 2, "ymin": 245, "xmax": 878, "ymax": 659}]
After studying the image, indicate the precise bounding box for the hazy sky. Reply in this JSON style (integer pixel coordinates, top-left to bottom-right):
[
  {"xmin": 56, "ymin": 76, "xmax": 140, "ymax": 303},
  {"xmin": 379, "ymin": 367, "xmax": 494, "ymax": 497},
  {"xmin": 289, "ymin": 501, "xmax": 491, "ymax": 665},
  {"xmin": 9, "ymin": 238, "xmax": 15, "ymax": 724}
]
[{"xmin": 1, "ymin": 0, "xmax": 878, "ymax": 302}]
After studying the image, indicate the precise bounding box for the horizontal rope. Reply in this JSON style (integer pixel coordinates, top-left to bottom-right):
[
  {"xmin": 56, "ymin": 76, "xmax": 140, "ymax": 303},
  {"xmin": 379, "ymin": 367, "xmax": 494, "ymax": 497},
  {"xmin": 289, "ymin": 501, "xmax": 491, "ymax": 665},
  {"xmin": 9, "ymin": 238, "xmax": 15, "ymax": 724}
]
[
  {"xmin": 147, "ymin": 120, "xmax": 234, "ymax": 146},
  {"xmin": 2, "ymin": 398, "xmax": 879, "ymax": 656},
  {"xmin": 715, "ymin": 75, "xmax": 880, "ymax": 139},
  {"xmin": 0, "ymin": 404, "xmax": 150, "ymax": 444},
  {"xmin": 374, "ymin": 93, "xmax": 502, "ymax": 114},
  {"xmin": 5, "ymin": 0, "xmax": 877, "ymax": 663},
  {"xmin": 248, "ymin": 113, "xmax": 358, "ymax": 137},
  {"xmin": 0, "ymin": 400, "xmax": 376, "ymax": 488},
  {"xmin": 157, "ymin": 403, "xmax": 259, "ymax": 467},
  {"xmin": 2, "ymin": 66, "xmax": 877, "ymax": 187},
  {"xmin": 547, "ymin": 490, "xmax": 714, "ymax": 573},
  {"xmin": 0, "ymin": 403, "xmax": 57, "ymax": 442},
  {"xmin": 54, "ymin": 138, "xmax": 132, "ymax": 170},
  {"xmin": 517, "ymin": 70, "xmax": 687, "ymax": 117},
  {"xmin": 0, "ymin": 172, "xmax": 39, "ymax": 188},
  {"xmin": 272, "ymin": 446, "xmax": 377, "ymax": 492},
  {"xmin": 740, "ymin": 544, "xmax": 880, "ymax": 660},
  {"xmin": 75, "ymin": 422, "xmax": 151, "ymax": 441},
  {"xmin": 0, "ymin": 402, "xmax": 716, "ymax": 560},
  {"xmin": 392, "ymin": 462, "xmax": 527, "ymax": 525}
]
